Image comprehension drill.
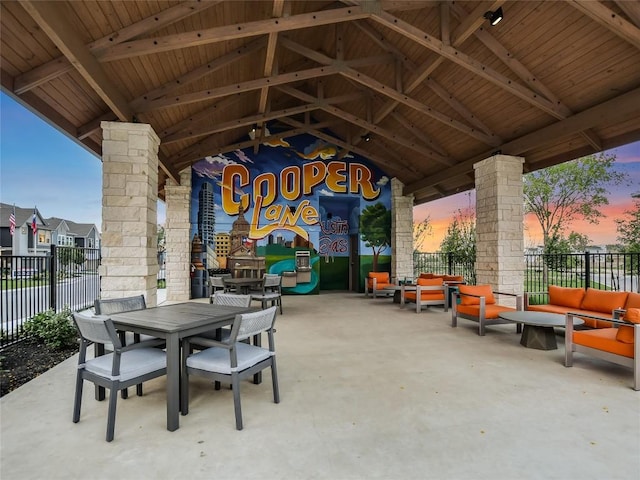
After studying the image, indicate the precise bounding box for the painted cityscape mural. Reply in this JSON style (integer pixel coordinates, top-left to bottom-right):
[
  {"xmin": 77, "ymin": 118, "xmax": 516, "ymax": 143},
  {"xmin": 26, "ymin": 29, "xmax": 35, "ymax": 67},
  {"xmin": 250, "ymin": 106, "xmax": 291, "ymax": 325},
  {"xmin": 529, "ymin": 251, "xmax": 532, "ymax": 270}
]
[{"xmin": 190, "ymin": 128, "xmax": 391, "ymax": 295}]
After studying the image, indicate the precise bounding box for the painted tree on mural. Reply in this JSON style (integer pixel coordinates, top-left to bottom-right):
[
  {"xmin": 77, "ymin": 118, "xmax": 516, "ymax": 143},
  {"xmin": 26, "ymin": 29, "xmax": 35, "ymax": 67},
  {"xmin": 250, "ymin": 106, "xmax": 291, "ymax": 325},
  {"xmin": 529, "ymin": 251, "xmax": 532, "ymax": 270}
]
[{"xmin": 359, "ymin": 202, "xmax": 391, "ymax": 271}]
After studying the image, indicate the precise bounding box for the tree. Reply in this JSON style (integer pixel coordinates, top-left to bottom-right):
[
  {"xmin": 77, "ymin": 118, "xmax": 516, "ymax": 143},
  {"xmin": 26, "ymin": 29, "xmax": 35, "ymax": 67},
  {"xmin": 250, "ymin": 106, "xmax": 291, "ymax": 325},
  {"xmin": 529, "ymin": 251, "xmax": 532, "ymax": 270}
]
[
  {"xmin": 413, "ymin": 215, "xmax": 432, "ymax": 253},
  {"xmin": 524, "ymin": 152, "xmax": 626, "ymax": 248},
  {"xmin": 567, "ymin": 232, "xmax": 590, "ymax": 252},
  {"xmin": 440, "ymin": 205, "xmax": 476, "ymax": 266},
  {"xmin": 359, "ymin": 202, "xmax": 391, "ymax": 271},
  {"xmin": 616, "ymin": 197, "xmax": 640, "ymax": 252},
  {"xmin": 58, "ymin": 247, "xmax": 86, "ymax": 276}
]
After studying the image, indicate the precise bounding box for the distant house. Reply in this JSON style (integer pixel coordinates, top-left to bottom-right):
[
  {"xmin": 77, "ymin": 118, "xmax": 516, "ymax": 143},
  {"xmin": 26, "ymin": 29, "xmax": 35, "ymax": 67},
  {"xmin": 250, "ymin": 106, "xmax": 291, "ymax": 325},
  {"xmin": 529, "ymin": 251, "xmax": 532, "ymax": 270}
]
[
  {"xmin": 0, "ymin": 203, "xmax": 100, "ymax": 256},
  {"xmin": 46, "ymin": 217, "xmax": 100, "ymax": 249}
]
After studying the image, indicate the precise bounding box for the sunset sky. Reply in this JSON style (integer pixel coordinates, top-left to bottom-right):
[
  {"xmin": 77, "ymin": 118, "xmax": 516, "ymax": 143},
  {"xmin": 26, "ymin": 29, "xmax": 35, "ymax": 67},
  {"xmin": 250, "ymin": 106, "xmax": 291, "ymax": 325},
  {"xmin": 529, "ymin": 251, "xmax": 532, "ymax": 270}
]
[{"xmin": 414, "ymin": 141, "xmax": 640, "ymax": 251}]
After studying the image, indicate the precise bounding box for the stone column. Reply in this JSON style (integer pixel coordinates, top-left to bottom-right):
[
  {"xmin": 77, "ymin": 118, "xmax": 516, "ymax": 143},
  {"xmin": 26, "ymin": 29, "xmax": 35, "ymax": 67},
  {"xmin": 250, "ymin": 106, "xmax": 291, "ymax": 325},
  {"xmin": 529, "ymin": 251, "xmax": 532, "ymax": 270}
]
[
  {"xmin": 474, "ymin": 154, "xmax": 525, "ymax": 299},
  {"xmin": 391, "ymin": 178, "xmax": 414, "ymax": 282},
  {"xmin": 164, "ymin": 168, "xmax": 192, "ymax": 302},
  {"xmin": 100, "ymin": 122, "xmax": 159, "ymax": 306}
]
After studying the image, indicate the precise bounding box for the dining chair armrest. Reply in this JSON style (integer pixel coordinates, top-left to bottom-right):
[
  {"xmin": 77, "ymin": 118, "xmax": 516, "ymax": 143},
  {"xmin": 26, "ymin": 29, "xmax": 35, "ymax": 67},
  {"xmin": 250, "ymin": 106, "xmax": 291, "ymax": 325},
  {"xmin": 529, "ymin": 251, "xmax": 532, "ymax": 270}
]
[{"xmin": 184, "ymin": 336, "xmax": 231, "ymax": 349}]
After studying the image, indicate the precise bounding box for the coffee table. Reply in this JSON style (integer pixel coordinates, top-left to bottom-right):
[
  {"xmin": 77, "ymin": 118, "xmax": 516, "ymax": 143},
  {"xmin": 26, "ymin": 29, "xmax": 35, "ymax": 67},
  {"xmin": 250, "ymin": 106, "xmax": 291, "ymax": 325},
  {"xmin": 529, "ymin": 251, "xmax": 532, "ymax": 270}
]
[{"xmin": 499, "ymin": 311, "xmax": 585, "ymax": 350}]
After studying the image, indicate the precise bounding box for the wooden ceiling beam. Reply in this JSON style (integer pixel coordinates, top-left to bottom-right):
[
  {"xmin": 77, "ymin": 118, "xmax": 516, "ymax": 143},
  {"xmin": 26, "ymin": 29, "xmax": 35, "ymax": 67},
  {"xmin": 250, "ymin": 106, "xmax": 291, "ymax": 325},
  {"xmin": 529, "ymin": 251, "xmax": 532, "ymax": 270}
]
[
  {"xmin": 131, "ymin": 38, "xmax": 266, "ymax": 109},
  {"xmin": 138, "ymin": 65, "xmax": 341, "ymax": 112},
  {"xmin": 278, "ymin": 116, "xmax": 412, "ymax": 177},
  {"xmin": 163, "ymin": 104, "xmax": 320, "ymax": 144},
  {"xmin": 341, "ymin": 68, "xmax": 500, "ymax": 146},
  {"xmin": 276, "ymin": 84, "xmax": 453, "ymax": 164},
  {"xmin": 405, "ymin": 87, "xmax": 640, "ymax": 197},
  {"xmin": 389, "ymin": 111, "xmax": 448, "ymax": 157},
  {"xmin": 20, "ymin": 1, "xmax": 134, "ymax": 122},
  {"xmin": 171, "ymin": 127, "xmax": 309, "ymax": 171},
  {"xmin": 570, "ymin": 0, "xmax": 640, "ymax": 50},
  {"xmin": 158, "ymin": 96, "xmax": 243, "ymax": 139},
  {"xmin": 280, "ymin": 36, "xmax": 499, "ymax": 145},
  {"xmin": 450, "ymin": 4, "xmax": 602, "ymax": 150},
  {"xmin": 351, "ymin": 20, "xmax": 418, "ymax": 71},
  {"xmin": 14, "ymin": 1, "xmax": 218, "ymax": 94},
  {"xmin": 371, "ymin": 10, "xmax": 565, "ymax": 118},
  {"xmin": 615, "ymin": 0, "xmax": 640, "ymax": 28},
  {"xmin": 352, "ymin": 2, "xmax": 500, "ymax": 150},
  {"xmin": 98, "ymin": 6, "xmax": 370, "ymax": 62}
]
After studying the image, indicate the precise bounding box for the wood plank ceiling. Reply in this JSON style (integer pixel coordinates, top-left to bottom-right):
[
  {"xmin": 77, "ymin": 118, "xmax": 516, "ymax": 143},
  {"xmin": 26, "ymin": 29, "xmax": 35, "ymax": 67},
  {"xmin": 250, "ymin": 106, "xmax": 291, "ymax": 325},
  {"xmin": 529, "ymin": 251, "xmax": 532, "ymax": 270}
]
[{"xmin": 2, "ymin": 0, "xmax": 639, "ymax": 204}]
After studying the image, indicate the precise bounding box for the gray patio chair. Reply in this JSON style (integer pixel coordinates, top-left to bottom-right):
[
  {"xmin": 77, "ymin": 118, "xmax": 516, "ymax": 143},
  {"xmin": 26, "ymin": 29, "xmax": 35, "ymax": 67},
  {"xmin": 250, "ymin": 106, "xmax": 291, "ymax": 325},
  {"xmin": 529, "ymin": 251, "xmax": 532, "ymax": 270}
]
[
  {"xmin": 95, "ymin": 294, "xmax": 164, "ymax": 398},
  {"xmin": 251, "ymin": 274, "xmax": 283, "ymax": 313},
  {"xmin": 71, "ymin": 311, "xmax": 167, "ymax": 442},
  {"xmin": 209, "ymin": 276, "xmax": 227, "ymax": 298},
  {"xmin": 181, "ymin": 306, "xmax": 279, "ymax": 430},
  {"xmin": 200, "ymin": 292, "xmax": 252, "ymax": 342}
]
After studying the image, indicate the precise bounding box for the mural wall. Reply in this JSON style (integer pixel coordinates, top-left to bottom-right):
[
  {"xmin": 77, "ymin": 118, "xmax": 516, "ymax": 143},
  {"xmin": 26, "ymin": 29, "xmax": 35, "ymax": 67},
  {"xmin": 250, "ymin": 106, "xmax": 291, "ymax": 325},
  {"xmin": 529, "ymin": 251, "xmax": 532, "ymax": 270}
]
[{"xmin": 190, "ymin": 129, "xmax": 391, "ymax": 295}]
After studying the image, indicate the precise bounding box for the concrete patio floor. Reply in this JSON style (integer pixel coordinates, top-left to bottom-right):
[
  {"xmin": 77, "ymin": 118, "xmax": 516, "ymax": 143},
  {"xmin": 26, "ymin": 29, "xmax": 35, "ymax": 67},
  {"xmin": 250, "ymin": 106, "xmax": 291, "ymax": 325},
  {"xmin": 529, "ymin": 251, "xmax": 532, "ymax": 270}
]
[{"xmin": 1, "ymin": 292, "xmax": 638, "ymax": 480}]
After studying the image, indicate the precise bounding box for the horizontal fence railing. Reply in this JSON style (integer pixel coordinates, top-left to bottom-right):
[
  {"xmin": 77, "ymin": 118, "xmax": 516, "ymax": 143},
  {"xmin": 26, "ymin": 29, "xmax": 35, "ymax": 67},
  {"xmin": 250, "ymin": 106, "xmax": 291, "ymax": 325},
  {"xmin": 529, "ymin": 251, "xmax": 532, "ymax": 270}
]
[
  {"xmin": 0, "ymin": 245, "xmax": 100, "ymax": 347},
  {"xmin": 414, "ymin": 251, "xmax": 639, "ymax": 294}
]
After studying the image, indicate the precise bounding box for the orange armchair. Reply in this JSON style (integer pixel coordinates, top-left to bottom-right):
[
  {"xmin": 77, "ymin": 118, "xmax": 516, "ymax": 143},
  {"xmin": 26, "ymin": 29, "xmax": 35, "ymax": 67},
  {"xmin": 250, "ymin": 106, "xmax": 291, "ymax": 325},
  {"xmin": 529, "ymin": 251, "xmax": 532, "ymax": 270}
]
[
  {"xmin": 401, "ymin": 277, "xmax": 446, "ymax": 313},
  {"xmin": 451, "ymin": 284, "xmax": 522, "ymax": 336},
  {"xmin": 565, "ymin": 308, "xmax": 639, "ymax": 390},
  {"xmin": 365, "ymin": 272, "xmax": 396, "ymax": 298}
]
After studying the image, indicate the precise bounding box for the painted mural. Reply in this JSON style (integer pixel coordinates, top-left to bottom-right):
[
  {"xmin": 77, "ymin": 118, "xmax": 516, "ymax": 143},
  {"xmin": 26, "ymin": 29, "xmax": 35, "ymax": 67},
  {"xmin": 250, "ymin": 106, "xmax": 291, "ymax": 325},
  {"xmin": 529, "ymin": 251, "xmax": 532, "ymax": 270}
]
[{"xmin": 190, "ymin": 128, "xmax": 391, "ymax": 295}]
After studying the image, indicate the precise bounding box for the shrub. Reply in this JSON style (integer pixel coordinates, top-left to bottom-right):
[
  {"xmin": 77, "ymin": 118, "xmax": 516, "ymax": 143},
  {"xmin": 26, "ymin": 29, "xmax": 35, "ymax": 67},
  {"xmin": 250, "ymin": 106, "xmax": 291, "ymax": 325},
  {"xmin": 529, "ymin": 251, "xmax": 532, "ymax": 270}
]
[{"xmin": 23, "ymin": 307, "xmax": 78, "ymax": 350}]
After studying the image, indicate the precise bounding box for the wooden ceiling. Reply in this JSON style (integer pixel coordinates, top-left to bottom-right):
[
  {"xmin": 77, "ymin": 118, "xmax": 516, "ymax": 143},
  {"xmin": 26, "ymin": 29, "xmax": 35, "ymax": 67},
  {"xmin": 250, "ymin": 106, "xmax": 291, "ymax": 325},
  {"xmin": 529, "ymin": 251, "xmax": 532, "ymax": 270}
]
[{"xmin": 2, "ymin": 0, "xmax": 639, "ymax": 204}]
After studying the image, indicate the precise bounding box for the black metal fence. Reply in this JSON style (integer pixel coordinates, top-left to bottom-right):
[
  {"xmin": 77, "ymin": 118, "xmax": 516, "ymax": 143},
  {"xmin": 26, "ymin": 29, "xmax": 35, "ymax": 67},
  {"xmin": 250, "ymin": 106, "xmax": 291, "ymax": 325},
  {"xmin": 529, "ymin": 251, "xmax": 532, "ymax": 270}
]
[
  {"xmin": 524, "ymin": 252, "xmax": 639, "ymax": 305},
  {"xmin": 413, "ymin": 252, "xmax": 476, "ymax": 284},
  {"xmin": 0, "ymin": 245, "xmax": 100, "ymax": 347},
  {"xmin": 414, "ymin": 251, "xmax": 639, "ymax": 294}
]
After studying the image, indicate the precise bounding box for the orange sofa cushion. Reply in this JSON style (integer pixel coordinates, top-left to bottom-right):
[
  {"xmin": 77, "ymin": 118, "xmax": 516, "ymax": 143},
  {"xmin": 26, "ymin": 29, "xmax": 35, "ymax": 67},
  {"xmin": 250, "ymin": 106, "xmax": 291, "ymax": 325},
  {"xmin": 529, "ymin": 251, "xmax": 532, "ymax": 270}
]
[
  {"xmin": 458, "ymin": 285, "xmax": 495, "ymax": 305},
  {"xmin": 443, "ymin": 275, "xmax": 464, "ymax": 283},
  {"xmin": 419, "ymin": 273, "xmax": 434, "ymax": 279},
  {"xmin": 624, "ymin": 292, "xmax": 640, "ymax": 310},
  {"xmin": 580, "ymin": 288, "xmax": 629, "ymax": 314},
  {"xmin": 574, "ymin": 328, "xmax": 634, "ymax": 358},
  {"xmin": 456, "ymin": 304, "xmax": 515, "ymax": 319},
  {"xmin": 367, "ymin": 272, "xmax": 394, "ymax": 290},
  {"xmin": 404, "ymin": 278, "xmax": 444, "ymax": 301},
  {"xmin": 548, "ymin": 285, "xmax": 585, "ymax": 309},
  {"xmin": 616, "ymin": 308, "xmax": 640, "ymax": 344}
]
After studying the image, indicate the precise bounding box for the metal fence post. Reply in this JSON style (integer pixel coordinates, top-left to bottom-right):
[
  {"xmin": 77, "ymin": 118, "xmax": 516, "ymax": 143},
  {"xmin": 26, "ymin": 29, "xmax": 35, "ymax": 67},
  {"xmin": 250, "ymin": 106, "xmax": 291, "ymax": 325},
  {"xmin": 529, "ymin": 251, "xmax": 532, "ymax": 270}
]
[
  {"xmin": 49, "ymin": 244, "xmax": 57, "ymax": 310},
  {"xmin": 584, "ymin": 251, "xmax": 590, "ymax": 290}
]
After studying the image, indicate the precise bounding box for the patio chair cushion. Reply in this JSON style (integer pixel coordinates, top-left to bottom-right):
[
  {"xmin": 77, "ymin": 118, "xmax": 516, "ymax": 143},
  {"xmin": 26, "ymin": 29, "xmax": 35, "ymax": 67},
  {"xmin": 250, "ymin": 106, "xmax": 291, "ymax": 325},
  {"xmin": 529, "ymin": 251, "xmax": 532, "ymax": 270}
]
[
  {"xmin": 548, "ymin": 285, "xmax": 585, "ymax": 309},
  {"xmin": 418, "ymin": 273, "xmax": 434, "ymax": 279},
  {"xmin": 404, "ymin": 278, "xmax": 445, "ymax": 302},
  {"xmin": 574, "ymin": 328, "xmax": 634, "ymax": 358},
  {"xmin": 186, "ymin": 342, "xmax": 272, "ymax": 374},
  {"xmin": 443, "ymin": 275, "xmax": 464, "ymax": 283},
  {"xmin": 456, "ymin": 304, "xmax": 515, "ymax": 320},
  {"xmin": 458, "ymin": 285, "xmax": 495, "ymax": 305},
  {"xmin": 624, "ymin": 292, "xmax": 640, "ymax": 310},
  {"xmin": 84, "ymin": 349, "xmax": 167, "ymax": 382},
  {"xmin": 616, "ymin": 308, "xmax": 640, "ymax": 344},
  {"xmin": 580, "ymin": 288, "xmax": 629, "ymax": 313}
]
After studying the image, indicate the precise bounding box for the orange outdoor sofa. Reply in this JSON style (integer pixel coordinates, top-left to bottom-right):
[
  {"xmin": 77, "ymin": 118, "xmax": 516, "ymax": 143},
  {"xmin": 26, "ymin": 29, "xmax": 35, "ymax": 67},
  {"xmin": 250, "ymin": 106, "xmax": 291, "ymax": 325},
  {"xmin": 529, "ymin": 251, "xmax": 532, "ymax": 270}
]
[
  {"xmin": 565, "ymin": 308, "xmax": 639, "ymax": 391},
  {"xmin": 525, "ymin": 285, "xmax": 640, "ymax": 328}
]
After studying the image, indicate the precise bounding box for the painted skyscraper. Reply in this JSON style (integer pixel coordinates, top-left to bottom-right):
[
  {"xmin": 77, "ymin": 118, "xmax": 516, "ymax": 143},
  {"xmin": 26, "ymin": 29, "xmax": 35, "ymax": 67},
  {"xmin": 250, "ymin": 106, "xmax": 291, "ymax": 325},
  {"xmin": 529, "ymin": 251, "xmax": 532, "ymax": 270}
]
[{"xmin": 197, "ymin": 182, "xmax": 216, "ymax": 250}]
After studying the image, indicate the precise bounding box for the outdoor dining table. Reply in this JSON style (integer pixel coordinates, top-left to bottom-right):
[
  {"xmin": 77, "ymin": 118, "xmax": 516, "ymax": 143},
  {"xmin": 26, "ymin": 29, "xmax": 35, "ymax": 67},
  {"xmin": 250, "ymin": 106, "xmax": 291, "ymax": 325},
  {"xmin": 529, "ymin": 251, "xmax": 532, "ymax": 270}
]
[
  {"xmin": 108, "ymin": 302, "xmax": 253, "ymax": 432},
  {"xmin": 223, "ymin": 277, "xmax": 264, "ymax": 294}
]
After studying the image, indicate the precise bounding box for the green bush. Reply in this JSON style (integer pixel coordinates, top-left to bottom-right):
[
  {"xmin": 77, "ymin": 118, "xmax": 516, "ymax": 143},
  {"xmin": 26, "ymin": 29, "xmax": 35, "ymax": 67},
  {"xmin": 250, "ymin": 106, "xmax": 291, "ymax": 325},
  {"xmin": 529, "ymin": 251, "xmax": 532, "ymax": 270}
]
[{"xmin": 23, "ymin": 307, "xmax": 78, "ymax": 350}]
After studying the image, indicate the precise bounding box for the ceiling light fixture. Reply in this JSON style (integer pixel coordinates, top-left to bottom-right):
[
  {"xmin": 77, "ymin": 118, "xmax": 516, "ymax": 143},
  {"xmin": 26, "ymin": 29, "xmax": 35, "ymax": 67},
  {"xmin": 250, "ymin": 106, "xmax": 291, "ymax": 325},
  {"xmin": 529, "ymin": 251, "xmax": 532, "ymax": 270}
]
[
  {"xmin": 362, "ymin": 133, "xmax": 371, "ymax": 142},
  {"xmin": 483, "ymin": 7, "xmax": 503, "ymax": 26}
]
